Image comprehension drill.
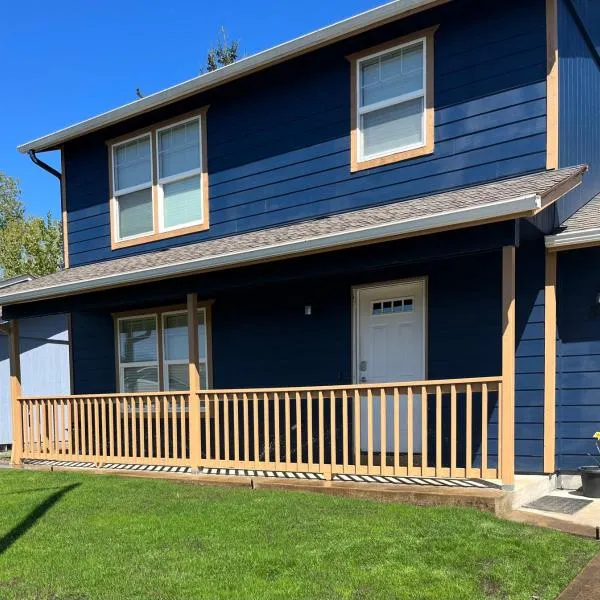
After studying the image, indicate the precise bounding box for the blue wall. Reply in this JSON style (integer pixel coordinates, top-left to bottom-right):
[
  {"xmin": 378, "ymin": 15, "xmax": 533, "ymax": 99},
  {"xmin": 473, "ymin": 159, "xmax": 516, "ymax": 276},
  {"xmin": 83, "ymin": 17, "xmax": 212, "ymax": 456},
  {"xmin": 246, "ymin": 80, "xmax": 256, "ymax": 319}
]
[
  {"xmin": 557, "ymin": 0, "xmax": 600, "ymax": 223},
  {"xmin": 0, "ymin": 314, "xmax": 71, "ymax": 445},
  {"xmin": 64, "ymin": 0, "xmax": 548, "ymax": 266},
  {"xmin": 556, "ymin": 246, "xmax": 600, "ymax": 471},
  {"xmin": 515, "ymin": 241, "xmax": 546, "ymax": 472}
]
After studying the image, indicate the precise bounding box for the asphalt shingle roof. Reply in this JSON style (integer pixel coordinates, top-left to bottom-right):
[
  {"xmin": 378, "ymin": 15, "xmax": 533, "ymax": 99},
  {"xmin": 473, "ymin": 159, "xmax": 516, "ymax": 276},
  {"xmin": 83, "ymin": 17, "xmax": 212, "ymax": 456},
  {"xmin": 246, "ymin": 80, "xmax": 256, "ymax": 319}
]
[
  {"xmin": 0, "ymin": 165, "xmax": 586, "ymax": 304},
  {"xmin": 559, "ymin": 194, "xmax": 600, "ymax": 233}
]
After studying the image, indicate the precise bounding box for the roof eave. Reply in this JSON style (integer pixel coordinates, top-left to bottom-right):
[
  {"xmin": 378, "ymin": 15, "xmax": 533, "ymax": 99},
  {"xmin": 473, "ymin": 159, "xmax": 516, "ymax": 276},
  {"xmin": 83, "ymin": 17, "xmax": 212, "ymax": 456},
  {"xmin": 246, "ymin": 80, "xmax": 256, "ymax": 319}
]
[
  {"xmin": 17, "ymin": 0, "xmax": 449, "ymax": 153},
  {"xmin": 545, "ymin": 227, "xmax": 600, "ymax": 251}
]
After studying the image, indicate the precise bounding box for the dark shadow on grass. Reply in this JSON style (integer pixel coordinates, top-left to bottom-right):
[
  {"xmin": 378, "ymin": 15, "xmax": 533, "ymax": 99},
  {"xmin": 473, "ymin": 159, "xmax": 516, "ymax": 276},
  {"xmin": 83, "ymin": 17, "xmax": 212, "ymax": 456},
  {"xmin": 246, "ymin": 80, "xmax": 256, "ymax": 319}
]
[{"xmin": 0, "ymin": 483, "xmax": 80, "ymax": 555}]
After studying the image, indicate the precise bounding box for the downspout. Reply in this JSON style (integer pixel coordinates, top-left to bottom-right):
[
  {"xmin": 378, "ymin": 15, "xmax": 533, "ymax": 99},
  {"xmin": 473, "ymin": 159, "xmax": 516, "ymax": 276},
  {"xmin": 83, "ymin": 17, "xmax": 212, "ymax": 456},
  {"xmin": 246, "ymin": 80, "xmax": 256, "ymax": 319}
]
[
  {"xmin": 27, "ymin": 150, "xmax": 61, "ymax": 180},
  {"xmin": 27, "ymin": 149, "xmax": 68, "ymax": 269}
]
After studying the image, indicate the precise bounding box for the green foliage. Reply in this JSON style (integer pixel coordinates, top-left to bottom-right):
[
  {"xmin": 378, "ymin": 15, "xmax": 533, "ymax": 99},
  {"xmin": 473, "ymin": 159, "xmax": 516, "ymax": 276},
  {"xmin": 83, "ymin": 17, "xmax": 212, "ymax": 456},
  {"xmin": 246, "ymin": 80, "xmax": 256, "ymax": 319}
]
[
  {"xmin": 206, "ymin": 27, "xmax": 239, "ymax": 72},
  {"xmin": 0, "ymin": 172, "xmax": 62, "ymax": 278},
  {"xmin": 0, "ymin": 173, "xmax": 25, "ymax": 229}
]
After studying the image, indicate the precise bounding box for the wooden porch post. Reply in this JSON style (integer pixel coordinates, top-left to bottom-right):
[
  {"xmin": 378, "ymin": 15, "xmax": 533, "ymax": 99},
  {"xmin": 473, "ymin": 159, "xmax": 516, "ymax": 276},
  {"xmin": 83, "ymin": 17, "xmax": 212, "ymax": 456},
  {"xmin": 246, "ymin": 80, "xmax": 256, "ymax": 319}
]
[
  {"xmin": 9, "ymin": 320, "xmax": 23, "ymax": 466},
  {"xmin": 501, "ymin": 247, "xmax": 516, "ymax": 488},
  {"xmin": 187, "ymin": 293, "xmax": 201, "ymax": 471}
]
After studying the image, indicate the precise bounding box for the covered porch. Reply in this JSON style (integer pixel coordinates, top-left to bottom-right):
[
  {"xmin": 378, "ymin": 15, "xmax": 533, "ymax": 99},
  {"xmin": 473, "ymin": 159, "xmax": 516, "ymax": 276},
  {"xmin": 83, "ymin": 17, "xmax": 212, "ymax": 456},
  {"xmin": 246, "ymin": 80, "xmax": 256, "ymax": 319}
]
[{"xmin": 6, "ymin": 234, "xmax": 517, "ymax": 488}]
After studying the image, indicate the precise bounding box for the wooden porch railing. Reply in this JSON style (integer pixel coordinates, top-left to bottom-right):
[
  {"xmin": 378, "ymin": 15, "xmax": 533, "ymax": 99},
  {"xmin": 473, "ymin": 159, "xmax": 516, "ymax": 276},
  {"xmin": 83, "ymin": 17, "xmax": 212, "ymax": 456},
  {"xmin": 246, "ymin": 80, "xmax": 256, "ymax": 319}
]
[{"xmin": 16, "ymin": 377, "xmax": 503, "ymax": 480}]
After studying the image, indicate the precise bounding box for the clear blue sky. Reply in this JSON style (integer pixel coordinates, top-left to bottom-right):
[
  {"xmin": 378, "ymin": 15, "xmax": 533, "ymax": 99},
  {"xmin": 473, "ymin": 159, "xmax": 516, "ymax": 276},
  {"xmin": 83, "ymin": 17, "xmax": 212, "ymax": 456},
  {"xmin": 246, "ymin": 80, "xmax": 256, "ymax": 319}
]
[{"xmin": 1, "ymin": 0, "xmax": 382, "ymax": 218}]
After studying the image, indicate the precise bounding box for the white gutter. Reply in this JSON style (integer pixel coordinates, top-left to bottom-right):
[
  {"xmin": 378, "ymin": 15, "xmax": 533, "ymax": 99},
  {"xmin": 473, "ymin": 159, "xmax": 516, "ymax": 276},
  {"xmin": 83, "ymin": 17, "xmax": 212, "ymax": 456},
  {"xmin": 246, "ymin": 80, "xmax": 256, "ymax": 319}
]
[
  {"xmin": 545, "ymin": 227, "xmax": 600, "ymax": 250},
  {"xmin": 0, "ymin": 192, "xmax": 540, "ymax": 305},
  {"xmin": 18, "ymin": 0, "xmax": 448, "ymax": 153}
]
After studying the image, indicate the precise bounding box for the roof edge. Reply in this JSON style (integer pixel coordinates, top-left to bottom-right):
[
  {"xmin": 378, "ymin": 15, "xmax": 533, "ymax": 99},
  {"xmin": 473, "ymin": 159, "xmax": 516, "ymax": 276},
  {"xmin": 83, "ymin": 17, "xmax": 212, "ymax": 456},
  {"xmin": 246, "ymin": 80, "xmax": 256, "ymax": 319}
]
[
  {"xmin": 0, "ymin": 192, "xmax": 540, "ymax": 306},
  {"xmin": 545, "ymin": 226, "xmax": 600, "ymax": 251},
  {"xmin": 18, "ymin": 0, "xmax": 449, "ymax": 153}
]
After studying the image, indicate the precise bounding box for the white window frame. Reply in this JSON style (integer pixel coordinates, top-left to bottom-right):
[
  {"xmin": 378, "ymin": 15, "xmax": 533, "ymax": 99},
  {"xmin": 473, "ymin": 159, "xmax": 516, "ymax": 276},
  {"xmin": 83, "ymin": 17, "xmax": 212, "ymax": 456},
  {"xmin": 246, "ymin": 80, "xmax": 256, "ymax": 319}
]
[
  {"xmin": 161, "ymin": 307, "xmax": 209, "ymax": 391},
  {"xmin": 117, "ymin": 314, "xmax": 160, "ymax": 393},
  {"xmin": 356, "ymin": 36, "xmax": 427, "ymax": 163},
  {"xmin": 111, "ymin": 132, "xmax": 155, "ymax": 243},
  {"xmin": 156, "ymin": 116, "xmax": 204, "ymax": 234}
]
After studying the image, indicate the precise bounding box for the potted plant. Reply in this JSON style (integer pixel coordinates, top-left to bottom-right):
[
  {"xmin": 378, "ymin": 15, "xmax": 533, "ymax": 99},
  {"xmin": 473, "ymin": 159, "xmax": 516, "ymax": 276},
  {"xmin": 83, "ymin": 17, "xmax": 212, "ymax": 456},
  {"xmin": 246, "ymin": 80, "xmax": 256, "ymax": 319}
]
[{"xmin": 580, "ymin": 432, "xmax": 600, "ymax": 498}]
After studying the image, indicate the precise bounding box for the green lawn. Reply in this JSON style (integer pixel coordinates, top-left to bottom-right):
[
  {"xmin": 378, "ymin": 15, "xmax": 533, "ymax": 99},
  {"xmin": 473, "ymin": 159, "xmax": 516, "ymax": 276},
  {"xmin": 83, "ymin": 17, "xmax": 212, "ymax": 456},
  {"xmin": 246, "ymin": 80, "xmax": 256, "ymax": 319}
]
[{"xmin": 0, "ymin": 470, "xmax": 596, "ymax": 599}]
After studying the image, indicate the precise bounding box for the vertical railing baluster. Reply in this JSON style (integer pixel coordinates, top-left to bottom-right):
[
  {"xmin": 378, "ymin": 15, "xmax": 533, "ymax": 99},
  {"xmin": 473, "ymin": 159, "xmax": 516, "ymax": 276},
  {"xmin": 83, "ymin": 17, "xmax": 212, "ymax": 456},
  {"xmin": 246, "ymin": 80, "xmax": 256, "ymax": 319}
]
[
  {"xmin": 342, "ymin": 390, "xmax": 348, "ymax": 473},
  {"xmin": 307, "ymin": 392, "xmax": 313, "ymax": 469},
  {"xmin": 252, "ymin": 393, "xmax": 259, "ymax": 467},
  {"xmin": 379, "ymin": 388, "xmax": 386, "ymax": 475},
  {"xmin": 163, "ymin": 396, "xmax": 169, "ymax": 460},
  {"xmin": 481, "ymin": 383, "xmax": 488, "ymax": 477},
  {"xmin": 354, "ymin": 389, "xmax": 360, "ymax": 473},
  {"xmin": 243, "ymin": 393, "xmax": 249, "ymax": 464},
  {"xmin": 214, "ymin": 394, "xmax": 221, "ymax": 465},
  {"xmin": 435, "ymin": 386, "xmax": 442, "ymax": 477},
  {"xmin": 223, "ymin": 393, "xmax": 230, "ymax": 464},
  {"xmin": 450, "ymin": 385, "xmax": 457, "ymax": 477},
  {"xmin": 124, "ymin": 398, "xmax": 130, "ymax": 460},
  {"xmin": 421, "ymin": 386, "xmax": 428, "ymax": 475},
  {"xmin": 466, "ymin": 384, "xmax": 472, "ymax": 476},
  {"xmin": 273, "ymin": 392, "xmax": 280, "ymax": 468},
  {"xmin": 285, "ymin": 392, "xmax": 292, "ymax": 470},
  {"xmin": 393, "ymin": 387, "xmax": 400, "ymax": 475},
  {"xmin": 407, "ymin": 387, "xmax": 413, "ymax": 474},
  {"xmin": 147, "ymin": 397, "xmax": 153, "ymax": 460},
  {"xmin": 233, "ymin": 393, "xmax": 240, "ymax": 465},
  {"xmin": 171, "ymin": 395, "xmax": 178, "ymax": 461},
  {"xmin": 181, "ymin": 394, "xmax": 187, "ymax": 462},
  {"xmin": 296, "ymin": 392, "xmax": 302, "ymax": 470},
  {"xmin": 263, "ymin": 393, "xmax": 270, "ymax": 466},
  {"xmin": 137, "ymin": 397, "xmax": 144, "ymax": 460},
  {"xmin": 367, "ymin": 389, "xmax": 373, "ymax": 473},
  {"xmin": 155, "ymin": 397, "xmax": 161, "ymax": 460}
]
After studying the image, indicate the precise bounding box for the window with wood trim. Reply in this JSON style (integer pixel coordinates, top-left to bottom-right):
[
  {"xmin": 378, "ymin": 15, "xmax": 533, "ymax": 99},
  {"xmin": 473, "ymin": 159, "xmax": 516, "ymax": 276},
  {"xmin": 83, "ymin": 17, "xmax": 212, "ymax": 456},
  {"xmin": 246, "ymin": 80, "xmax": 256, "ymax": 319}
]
[
  {"xmin": 109, "ymin": 110, "xmax": 209, "ymax": 249},
  {"xmin": 116, "ymin": 306, "xmax": 211, "ymax": 392},
  {"xmin": 348, "ymin": 27, "xmax": 437, "ymax": 172}
]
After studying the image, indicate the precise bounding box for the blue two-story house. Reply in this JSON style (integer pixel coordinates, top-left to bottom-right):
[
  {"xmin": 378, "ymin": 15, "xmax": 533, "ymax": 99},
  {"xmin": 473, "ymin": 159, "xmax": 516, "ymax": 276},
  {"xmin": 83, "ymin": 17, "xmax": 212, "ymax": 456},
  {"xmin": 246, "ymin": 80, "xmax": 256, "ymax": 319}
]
[{"xmin": 3, "ymin": 0, "xmax": 599, "ymax": 489}]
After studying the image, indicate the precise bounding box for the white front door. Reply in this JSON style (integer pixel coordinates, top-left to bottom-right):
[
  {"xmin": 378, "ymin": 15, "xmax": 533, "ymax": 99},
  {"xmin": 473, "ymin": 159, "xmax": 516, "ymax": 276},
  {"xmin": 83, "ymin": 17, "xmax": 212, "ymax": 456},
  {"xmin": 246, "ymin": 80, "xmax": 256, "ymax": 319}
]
[{"xmin": 354, "ymin": 279, "xmax": 426, "ymax": 452}]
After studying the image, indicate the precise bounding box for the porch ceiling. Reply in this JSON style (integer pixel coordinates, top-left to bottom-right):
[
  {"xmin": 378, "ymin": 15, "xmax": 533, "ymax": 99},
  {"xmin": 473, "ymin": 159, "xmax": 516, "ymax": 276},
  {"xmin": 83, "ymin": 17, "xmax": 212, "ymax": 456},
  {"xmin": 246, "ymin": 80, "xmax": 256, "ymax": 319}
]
[{"xmin": 0, "ymin": 165, "xmax": 586, "ymax": 306}]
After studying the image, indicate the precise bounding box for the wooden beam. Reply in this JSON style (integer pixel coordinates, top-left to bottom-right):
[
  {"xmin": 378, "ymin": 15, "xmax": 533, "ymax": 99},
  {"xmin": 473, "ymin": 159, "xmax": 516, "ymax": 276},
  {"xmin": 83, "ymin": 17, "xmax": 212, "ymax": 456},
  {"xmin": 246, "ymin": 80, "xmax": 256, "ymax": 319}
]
[
  {"xmin": 187, "ymin": 293, "xmax": 201, "ymax": 470},
  {"xmin": 544, "ymin": 250, "xmax": 557, "ymax": 473},
  {"xmin": 546, "ymin": 0, "xmax": 559, "ymax": 170},
  {"xmin": 500, "ymin": 246, "xmax": 516, "ymax": 488},
  {"xmin": 8, "ymin": 321, "xmax": 22, "ymax": 465}
]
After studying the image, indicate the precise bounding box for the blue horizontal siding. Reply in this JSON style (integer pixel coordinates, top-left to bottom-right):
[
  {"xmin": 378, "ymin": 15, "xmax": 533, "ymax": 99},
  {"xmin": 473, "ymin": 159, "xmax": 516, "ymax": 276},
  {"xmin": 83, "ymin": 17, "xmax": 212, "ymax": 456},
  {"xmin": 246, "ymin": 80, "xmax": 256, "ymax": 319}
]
[
  {"xmin": 514, "ymin": 241, "xmax": 546, "ymax": 473},
  {"xmin": 556, "ymin": 247, "xmax": 600, "ymax": 471},
  {"xmin": 64, "ymin": 0, "xmax": 547, "ymax": 266}
]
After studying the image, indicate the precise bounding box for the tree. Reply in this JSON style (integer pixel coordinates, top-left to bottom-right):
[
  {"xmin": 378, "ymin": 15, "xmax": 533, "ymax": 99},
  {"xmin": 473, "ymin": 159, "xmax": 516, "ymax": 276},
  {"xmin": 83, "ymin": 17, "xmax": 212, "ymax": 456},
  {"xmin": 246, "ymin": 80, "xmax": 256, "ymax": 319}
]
[
  {"xmin": 206, "ymin": 27, "xmax": 239, "ymax": 72},
  {"xmin": 0, "ymin": 172, "xmax": 63, "ymax": 278}
]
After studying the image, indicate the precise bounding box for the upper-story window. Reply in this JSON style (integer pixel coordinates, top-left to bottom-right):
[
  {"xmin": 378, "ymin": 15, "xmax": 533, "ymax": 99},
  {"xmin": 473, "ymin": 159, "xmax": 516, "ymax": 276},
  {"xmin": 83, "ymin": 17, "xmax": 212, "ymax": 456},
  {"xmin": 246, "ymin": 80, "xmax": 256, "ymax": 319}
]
[
  {"xmin": 348, "ymin": 26, "xmax": 437, "ymax": 172},
  {"xmin": 109, "ymin": 109, "xmax": 208, "ymax": 250}
]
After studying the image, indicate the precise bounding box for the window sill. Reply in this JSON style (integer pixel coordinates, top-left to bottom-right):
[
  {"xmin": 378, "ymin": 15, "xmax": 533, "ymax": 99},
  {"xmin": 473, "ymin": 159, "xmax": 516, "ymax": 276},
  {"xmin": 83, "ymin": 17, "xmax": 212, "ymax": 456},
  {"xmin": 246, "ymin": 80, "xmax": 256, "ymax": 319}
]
[
  {"xmin": 350, "ymin": 141, "xmax": 434, "ymax": 173},
  {"xmin": 111, "ymin": 221, "xmax": 210, "ymax": 250}
]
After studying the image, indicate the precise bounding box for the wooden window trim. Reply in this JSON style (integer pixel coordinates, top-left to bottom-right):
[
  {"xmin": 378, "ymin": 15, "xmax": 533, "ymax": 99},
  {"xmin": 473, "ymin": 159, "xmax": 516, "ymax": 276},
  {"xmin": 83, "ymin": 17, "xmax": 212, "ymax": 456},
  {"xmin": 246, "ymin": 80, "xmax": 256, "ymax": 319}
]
[
  {"xmin": 546, "ymin": 0, "xmax": 559, "ymax": 170},
  {"xmin": 108, "ymin": 107, "xmax": 210, "ymax": 250},
  {"xmin": 113, "ymin": 300, "xmax": 214, "ymax": 392},
  {"xmin": 347, "ymin": 26, "xmax": 438, "ymax": 173}
]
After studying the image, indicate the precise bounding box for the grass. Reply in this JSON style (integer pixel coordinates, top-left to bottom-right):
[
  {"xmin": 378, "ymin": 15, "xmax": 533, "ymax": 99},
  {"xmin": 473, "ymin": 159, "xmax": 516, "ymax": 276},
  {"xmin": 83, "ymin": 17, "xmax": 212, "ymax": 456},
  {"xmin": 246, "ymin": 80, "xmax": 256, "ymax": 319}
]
[{"xmin": 0, "ymin": 470, "xmax": 596, "ymax": 600}]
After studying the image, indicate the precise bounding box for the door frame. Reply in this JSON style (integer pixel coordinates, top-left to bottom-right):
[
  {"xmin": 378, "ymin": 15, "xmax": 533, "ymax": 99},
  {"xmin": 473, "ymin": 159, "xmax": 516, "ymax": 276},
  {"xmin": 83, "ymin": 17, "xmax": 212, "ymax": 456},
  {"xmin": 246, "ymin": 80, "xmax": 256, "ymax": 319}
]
[{"xmin": 351, "ymin": 277, "xmax": 428, "ymax": 385}]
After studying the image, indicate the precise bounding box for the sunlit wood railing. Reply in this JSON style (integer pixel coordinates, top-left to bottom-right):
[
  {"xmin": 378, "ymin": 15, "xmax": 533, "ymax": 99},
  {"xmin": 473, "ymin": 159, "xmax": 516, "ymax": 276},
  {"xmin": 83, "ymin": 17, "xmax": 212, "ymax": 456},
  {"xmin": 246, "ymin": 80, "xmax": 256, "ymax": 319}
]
[
  {"xmin": 19, "ymin": 392, "xmax": 191, "ymax": 467},
  {"xmin": 17, "ymin": 377, "xmax": 503, "ymax": 480}
]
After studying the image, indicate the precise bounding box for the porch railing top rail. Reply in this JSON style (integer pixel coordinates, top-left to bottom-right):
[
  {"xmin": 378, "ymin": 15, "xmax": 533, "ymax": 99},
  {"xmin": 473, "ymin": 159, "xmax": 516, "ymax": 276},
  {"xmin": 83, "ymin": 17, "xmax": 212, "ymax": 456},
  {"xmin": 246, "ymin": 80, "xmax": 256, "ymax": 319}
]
[{"xmin": 16, "ymin": 376, "xmax": 503, "ymax": 401}]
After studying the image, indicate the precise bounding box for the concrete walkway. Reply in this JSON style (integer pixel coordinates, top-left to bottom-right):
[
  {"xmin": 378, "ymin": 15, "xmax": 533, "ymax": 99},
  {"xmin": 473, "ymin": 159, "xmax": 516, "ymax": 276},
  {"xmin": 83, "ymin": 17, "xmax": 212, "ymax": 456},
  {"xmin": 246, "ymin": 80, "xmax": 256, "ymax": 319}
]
[
  {"xmin": 515, "ymin": 488, "xmax": 600, "ymax": 538},
  {"xmin": 556, "ymin": 553, "xmax": 600, "ymax": 600}
]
